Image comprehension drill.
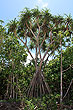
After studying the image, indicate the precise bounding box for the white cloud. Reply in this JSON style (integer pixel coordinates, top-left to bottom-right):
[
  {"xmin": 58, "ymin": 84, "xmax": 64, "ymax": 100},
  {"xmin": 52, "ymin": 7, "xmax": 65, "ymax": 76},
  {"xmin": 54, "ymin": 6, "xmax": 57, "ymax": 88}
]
[
  {"xmin": 42, "ymin": 3, "xmax": 48, "ymax": 8},
  {"xmin": 37, "ymin": 0, "xmax": 48, "ymax": 8},
  {"xmin": 25, "ymin": 51, "xmax": 52, "ymax": 65},
  {"xmin": 38, "ymin": 0, "xmax": 42, "ymax": 3},
  {"xmin": 25, "ymin": 52, "xmax": 35, "ymax": 65}
]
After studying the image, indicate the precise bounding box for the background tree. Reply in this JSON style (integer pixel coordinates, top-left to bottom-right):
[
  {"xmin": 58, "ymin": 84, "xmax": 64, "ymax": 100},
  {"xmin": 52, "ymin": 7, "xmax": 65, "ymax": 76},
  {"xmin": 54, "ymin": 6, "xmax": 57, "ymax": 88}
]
[
  {"xmin": 0, "ymin": 20, "xmax": 5, "ymax": 45},
  {"xmin": 44, "ymin": 46, "xmax": 73, "ymax": 105},
  {"xmin": 0, "ymin": 32, "xmax": 27, "ymax": 99}
]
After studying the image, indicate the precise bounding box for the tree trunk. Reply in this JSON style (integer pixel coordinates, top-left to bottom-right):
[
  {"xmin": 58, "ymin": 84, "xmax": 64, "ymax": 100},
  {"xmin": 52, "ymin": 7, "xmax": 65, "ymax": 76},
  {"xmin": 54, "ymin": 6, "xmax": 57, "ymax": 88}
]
[
  {"xmin": 60, "ymin": 40, "xmax": 63, "ymax": 104},
  {"xmin": 27, "ymin": 68, "xmax": 51, "ymax": 97},
  {"xmin": 16, "ymin": 75, "xmax": 18, "ymax": 100},
  {"xmin": 10, "ymin": 73, "xmax": 12, "ymax": 99},
  {"xmin": 13, "ymin": 73, "xmax": 15, "ymax": 99},
  {"xmin": 5, "ymin": 75, "xmax": 10, "ymax": 99}
]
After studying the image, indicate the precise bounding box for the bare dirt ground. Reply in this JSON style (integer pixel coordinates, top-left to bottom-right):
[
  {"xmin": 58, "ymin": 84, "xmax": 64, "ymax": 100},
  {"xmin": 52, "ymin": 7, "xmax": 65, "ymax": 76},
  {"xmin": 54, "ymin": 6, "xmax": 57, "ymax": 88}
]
[{"xmin": 0, "ymin": 102, "xmax": 24, "ymax": 110}]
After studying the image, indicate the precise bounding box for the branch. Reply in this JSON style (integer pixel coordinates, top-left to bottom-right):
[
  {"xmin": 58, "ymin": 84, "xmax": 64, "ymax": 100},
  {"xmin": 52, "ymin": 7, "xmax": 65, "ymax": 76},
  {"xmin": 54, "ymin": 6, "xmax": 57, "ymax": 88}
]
[
  {"xmin": 40, "ymin": 33, "xmax": 46, "ymax": 49},
  {"xmin": 49, "ymin": 25, "xmax": 53, "ymax": 43},
  {"xmin": 25, "ymin": 35, "xmax": 27, "ymax": 44},
  {"xmin": 26, "ymin": 22, "xmax": 38, "ymax": 42},
  {"xmin": 42, "ymin": 44, "xmax": 59, "ymax": 69},
  {"xmin": 41, "ymin": 20, "xmax": 46, "ymax": 27},
  {"xmin": 36, "ymin": 23, "xmax": 41, "ymax": 59},
  {"xmin": 60, "ymin": 40, "xmax": 63, "ymax": 104},
  {"xmin": 57, "ymin": 104, "xmax": 73, "ymax": 109},
  {"xmin": 63, "ymin": 79, "xmax": 73, "ymax": 100},
  {"xmin": 62, "ymin": 64, "xmax": 73, "ymax": 73},
  {"xmin": 50, "ymin": 30, "xmax": 52, "ymax": 42},
  {"xmin": 29, "ymin": 21, "xmax": 41, "ymax": 59},
  {"xmin": 37, "ymin": 22, "xmax": 40, "ymax": 39},
  {"xmin": 49, "ymin": 23, "xmax": 57, "ymax": 30},
  {"xmin": 26, "ymin": 22, "xmax": 42, "ymax": 59},
  {"xmin": 37, "ymin": 33, "xmax": 46, "ymax": 58},
  {"xmin": 38, "ymin": 43, "xmax": 41, "ymax": 59},
  {"xmin": 39, "ymin": 40, "xmax": 55, "ymax": 69},
  {"xmin": 14, "ymin": 30, "xmax": 34, "ymax": 59},
  {"xmin": 48, "ymin": 23, "xmax": 58, "ymax": 42},
  {"xmin": 35, "ymin": 46, "xmax": 38, "ymax": 71},
  {"xmin": 24, "ymin": 29, "xmax": 27, "ymax": 44}
]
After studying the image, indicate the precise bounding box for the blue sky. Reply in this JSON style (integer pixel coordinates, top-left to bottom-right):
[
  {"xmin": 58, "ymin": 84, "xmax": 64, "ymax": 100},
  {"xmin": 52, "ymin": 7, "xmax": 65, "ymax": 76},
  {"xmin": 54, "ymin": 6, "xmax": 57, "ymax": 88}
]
[
  {"xmin": 0, "ymin": 0, "xmax": 73, "ymax": 24},
  {"xmin": 0, "ymin": 0, "xmax": 73, "ymax": 63}
]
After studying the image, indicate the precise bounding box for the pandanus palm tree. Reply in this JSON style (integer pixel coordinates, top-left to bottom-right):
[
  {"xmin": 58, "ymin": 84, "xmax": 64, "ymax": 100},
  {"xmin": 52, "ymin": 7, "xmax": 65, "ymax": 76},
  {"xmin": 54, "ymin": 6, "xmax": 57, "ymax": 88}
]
[{"xmin": 7, "ymin": 8, "xmax": 73, "ymax": 98}]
